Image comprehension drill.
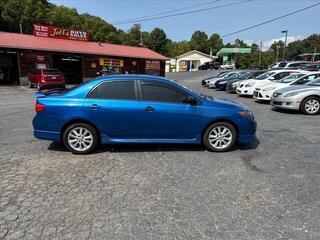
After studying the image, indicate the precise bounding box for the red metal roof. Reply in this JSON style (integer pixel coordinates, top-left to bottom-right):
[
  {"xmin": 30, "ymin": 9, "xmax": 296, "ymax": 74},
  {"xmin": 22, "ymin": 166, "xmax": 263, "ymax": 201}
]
[{"xmin": 0, "ymin": 32, "xmax": 168, "ymax": 60}]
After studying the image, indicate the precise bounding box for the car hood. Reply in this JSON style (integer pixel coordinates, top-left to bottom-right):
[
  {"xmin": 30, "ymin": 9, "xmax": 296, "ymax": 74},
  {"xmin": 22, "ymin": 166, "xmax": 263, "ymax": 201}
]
[
  {"xmin": 200, "ymin": 94, "xmax": 248, "ymax": 110},
  {"xmin": 259, "ymin": 82, "xmax": 286, "ymax": 90},
  {"xmin": 275, "ymin": 85, "xmax": 320, "ymax": 94}
]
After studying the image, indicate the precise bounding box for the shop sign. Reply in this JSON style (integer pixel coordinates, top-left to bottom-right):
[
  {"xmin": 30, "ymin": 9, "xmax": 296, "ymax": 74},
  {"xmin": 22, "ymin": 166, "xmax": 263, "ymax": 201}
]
[
  {"xmin": 33, "ymin": 24, "xmax": 89, "ymax": 41},
  {"xmin": 36, "ymin": 55, "xmax": 45, "ymax": 62},
  {"xmin": 99, "ymin": 58, "xmax": 124, "ymax": 67},
  {"xmin": 146, "ymin": 60, "xmax": 160, "ymax": 69}
]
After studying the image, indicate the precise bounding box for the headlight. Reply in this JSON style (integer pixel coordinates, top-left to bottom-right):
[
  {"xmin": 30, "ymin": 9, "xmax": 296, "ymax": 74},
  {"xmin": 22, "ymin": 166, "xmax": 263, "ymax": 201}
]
[
  {"xmin": 283, "ymin": 91, "xmax": 300, "ymax": 97},
  {"xmin": 245, "ymin": 82, "xmax": 255, "ymax": 87},
  {"xmin": 239, "ymin": 111, "xmax": 254, "ymax": 118},
  {"xmin": 263, "ymin": 87, "xmax": 276, "ymax": 91},
  {"xmin": 232, "ymin": 82, "xmax": 237, "ymax": 87}
]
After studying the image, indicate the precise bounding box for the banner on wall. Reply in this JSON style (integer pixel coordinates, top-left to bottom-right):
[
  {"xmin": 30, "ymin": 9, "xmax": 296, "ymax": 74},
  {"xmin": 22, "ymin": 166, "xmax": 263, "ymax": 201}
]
[{"xmin": 33, "ymin": 24, "xmax": 89, "ymax": 41}]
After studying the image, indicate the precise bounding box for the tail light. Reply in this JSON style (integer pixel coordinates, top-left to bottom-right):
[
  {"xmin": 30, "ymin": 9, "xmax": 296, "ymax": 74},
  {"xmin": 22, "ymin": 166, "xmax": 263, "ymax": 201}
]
[
  {"xmin": 35, "ymin": 102, "xmax": 46, "ymax": 112},
  {"xmin": 40, "ymin": 75, "xmax": 46, "ymax": 83}
]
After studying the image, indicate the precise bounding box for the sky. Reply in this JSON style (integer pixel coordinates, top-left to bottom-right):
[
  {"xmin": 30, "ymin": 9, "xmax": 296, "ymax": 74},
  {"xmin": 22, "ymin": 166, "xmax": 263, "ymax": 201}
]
[{"xmin": 49, "ymin": 0, "xmax": 320, "ymax": 50}]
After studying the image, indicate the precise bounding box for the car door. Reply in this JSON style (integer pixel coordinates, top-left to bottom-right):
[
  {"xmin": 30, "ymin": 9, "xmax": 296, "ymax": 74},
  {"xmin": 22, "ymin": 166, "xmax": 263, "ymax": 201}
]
[
  {"xmin": 139, "ymin": 80, "xmax": 198, "ymax": 140},
  {"xmin": 83, "ymin": 80, "xmax": 141, "ymax": 139}
]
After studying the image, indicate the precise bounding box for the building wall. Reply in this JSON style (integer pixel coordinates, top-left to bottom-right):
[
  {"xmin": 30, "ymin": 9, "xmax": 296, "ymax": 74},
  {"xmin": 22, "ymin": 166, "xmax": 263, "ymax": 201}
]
[
  {"xmin": 0, "ymin": 48, "xmax": 166, "ymax": 85},
  {"xmin": 176, "ymin": 52, "xmax": 214, "ymax": 72}
]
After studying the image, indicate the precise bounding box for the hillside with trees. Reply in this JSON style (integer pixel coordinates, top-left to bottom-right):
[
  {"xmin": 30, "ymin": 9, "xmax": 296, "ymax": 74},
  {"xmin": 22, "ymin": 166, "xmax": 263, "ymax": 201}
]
[{"xmin": 1, "ymin": 0, "xmax": 319, "ymax": 69}]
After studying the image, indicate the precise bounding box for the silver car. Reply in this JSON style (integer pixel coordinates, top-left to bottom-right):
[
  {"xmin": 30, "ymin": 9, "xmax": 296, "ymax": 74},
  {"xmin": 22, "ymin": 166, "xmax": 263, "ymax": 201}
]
[{"xmin": 270, "ymin": 78, "xmax": 320, "ymax": 115}]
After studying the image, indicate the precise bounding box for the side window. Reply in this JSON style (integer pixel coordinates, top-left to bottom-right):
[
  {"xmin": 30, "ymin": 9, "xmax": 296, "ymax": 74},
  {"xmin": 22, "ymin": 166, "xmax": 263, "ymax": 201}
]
[
  {"xmin": 141, "ymin": 82, "xmax": 187, "ymax": 104},
  {"xmin": 274, "ymin": 72, "xmax": 289, "ymax": 80},
  {"xmin": 295, "ymin": 74, "xmax": 319, "ymax": 85},
  {"xmin": 88, "ymin": 81, "xmax": 136, "ymax": 100}
]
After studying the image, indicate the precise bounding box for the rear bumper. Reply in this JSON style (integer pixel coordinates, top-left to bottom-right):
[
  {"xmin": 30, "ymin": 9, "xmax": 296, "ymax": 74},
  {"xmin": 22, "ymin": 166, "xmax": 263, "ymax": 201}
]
[{"xmin": 34, "ymin": 130, "xmax": 60, "ymax": 142}]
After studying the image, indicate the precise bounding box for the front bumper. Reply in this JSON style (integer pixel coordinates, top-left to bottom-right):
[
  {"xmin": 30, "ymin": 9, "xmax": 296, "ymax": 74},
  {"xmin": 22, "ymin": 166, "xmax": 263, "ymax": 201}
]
[
  {"xmin": 237, "ymin": 118, "xmax": 257, "ymax": 144},
  {"xmin": 270, "ymin": 97, "xmax": 300, "ymax": 110},
  {"xmin": 236, "ymin": 86, "xmax": 254, "ymax": 95},
  {"xmin": 253, "ymin": 89, "xmax": 272, "ymax": 100}
]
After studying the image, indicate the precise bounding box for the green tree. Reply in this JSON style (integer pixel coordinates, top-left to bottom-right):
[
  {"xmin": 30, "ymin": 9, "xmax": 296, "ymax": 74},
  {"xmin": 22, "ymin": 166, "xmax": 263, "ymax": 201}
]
[
  {"xmin": 48, "ymin": 5, "xmax": 81, "ymax": 29},
  {"xmin": 147, "ymin": 28, "xmax": 169, "ymax": 55},
  {"xmin": 168, "ymin": 40, "xmax": 191, "ymax": 57},
  {"xmin": 190, "ymin": 31, "xmax": 209, "ymax": 53},
  {"xmin": 123, "ymin": 24, "xmax": 142, "ymax": 46},
  {"xmin": 208, "ymin": 33, "xmax": 223, "ymax": 53}
]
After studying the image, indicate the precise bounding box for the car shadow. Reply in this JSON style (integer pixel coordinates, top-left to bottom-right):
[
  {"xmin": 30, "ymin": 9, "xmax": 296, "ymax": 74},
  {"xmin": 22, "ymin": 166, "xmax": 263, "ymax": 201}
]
[
  {"xmin": 271, "ymin": 107, "xmax": 300, "ymax": 114},
  {"xmin": 48, "ymin": 138, "xmax": 260, "ymax": 154},
  {"xmin": 254, "ymin": 100, "xmax": 270, "ymax": 105}
]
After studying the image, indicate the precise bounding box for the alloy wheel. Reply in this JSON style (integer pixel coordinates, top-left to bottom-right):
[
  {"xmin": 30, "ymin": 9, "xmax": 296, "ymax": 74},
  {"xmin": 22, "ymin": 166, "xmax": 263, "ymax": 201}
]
[
  {"xmin": 305, "ymin": 99, "xmax": 320, "ymax": 114},
  {"xmin": 67, "ymin": 127, "xmax": 93, "ymax": 151},
  {"xmin": 208, "ymin": 126, "xmax": 233, "ymax": 149}
]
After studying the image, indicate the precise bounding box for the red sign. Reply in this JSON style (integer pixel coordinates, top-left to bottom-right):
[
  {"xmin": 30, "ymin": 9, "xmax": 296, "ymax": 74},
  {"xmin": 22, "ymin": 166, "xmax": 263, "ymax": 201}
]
[
  {"xmin": 146, "ymin": 60, "xmax": 160, "ymax": 69},
  {"xmin": 33, "ymin": 24, "xmax": 89, "ymax": 41}
]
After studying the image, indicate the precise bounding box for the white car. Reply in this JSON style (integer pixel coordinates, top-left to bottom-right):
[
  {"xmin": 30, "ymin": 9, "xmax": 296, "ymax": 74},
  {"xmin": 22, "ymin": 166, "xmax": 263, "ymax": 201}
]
[
  {"xmin": 253, "ymin": 71, "xmax": 320, "ymax": 101},
  {"xmin": 206, "ymin": 71, "xmax": 238, "ymax": 88},
  {"xmin": 236, "ymin": 70, "xmax": 299, "ymax": 96}
]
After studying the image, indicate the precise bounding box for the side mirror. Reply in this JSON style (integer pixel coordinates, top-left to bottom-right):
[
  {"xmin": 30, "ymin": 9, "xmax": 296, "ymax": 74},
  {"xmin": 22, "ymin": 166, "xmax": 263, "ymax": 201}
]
[
  {"xmin": 269, "ymin": 76, "xmax": 275, "ymax": 80},
  {"xmin": 183, "ymin": 96, "xmax": 197, "ymax": 105}
]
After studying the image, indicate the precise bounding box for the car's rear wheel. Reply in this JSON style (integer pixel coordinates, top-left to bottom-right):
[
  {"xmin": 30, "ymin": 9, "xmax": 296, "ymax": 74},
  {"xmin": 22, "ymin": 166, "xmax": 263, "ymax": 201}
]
[
  {"xmin": 63, "ymin": 123, "xmax": 99, "ymax": 154},
  {"xmin": 301, "ymin": 96, "xmax": 320, "ymax": 115},
  {"xmin": 203, "ymin": 122, "xmax": 237, "ymax": 152}
]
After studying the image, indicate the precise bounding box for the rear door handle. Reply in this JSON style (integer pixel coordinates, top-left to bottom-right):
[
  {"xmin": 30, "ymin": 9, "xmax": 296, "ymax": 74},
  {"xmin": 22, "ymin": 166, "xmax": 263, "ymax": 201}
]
[
  {"xmin": 145, "ymin": 106, "xmax": 155, "ymax": 112},
  {"xmin": 90, "ymin": 104, "xmax": 101, "ymax": 110}
]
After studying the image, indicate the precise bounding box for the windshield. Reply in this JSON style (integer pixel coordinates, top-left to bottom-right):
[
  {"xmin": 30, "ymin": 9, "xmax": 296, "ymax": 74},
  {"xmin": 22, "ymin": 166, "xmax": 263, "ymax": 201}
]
[
  {"xmin": 306, "ymin": 78, "xmax": 320, "ymax": 86},
  {"xmin": 276, "ymin": 74, "xmax": 305, "ymax": 83},
  {"xmin": 255, "ymin": 72, "xmax": 275, "ymax": 80}
]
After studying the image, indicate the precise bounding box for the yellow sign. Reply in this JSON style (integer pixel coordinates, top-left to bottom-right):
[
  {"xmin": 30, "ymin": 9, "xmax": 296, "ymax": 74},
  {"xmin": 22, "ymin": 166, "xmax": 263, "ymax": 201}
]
[{"xmin": 99, "ymin": 58, "xmax": 124, "ymax": 67}]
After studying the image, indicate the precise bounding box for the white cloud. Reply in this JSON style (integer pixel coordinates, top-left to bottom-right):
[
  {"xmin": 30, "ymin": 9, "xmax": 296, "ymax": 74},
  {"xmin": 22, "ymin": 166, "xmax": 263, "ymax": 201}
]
[{"xmin": 244, "ymin": 35, "xmax": 306, "ymax": 51}]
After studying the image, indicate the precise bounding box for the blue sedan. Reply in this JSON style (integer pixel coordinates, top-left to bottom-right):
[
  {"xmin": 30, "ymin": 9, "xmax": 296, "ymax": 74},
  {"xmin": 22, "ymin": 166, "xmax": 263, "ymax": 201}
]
[{"xmin": 33, "ymin": 75, "xmax": 256, "ymax": 154}]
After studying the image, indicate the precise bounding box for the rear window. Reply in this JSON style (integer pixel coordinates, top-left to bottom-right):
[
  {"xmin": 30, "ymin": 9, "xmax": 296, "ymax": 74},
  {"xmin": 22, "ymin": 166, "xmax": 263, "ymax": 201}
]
[
  {"xmin": 43, "ymin": 70, "xmax": 61, "ymax": 76},
  {"xmin": 278, "ymin": 62, "xmax": 287, "ymax": 68}
]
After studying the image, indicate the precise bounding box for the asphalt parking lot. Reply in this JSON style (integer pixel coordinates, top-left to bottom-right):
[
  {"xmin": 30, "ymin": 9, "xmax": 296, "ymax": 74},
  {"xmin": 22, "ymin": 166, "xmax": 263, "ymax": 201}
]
[{"xmin": 1, "ymin": 71, "xmax": 320, "ymax": 240}]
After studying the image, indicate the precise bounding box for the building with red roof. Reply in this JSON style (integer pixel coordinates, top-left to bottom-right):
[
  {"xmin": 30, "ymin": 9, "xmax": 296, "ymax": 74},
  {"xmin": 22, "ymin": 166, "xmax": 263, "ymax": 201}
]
[{"xmin": 0, "ymin": 28, "xmax": 168, "ymax": 85}]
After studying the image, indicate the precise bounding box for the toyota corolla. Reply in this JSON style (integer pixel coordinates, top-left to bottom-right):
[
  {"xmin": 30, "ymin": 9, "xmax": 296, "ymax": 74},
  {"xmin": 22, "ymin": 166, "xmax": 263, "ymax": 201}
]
[{"xmin": 33, "ymin": 75, "xmax": 257, "ymax": 154}]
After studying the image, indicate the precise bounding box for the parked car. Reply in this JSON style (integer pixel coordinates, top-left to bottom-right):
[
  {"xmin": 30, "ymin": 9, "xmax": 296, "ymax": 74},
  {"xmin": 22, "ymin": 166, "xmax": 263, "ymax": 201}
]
[
  {"xmin": 270, "ymin": 78, "xmax": 320, "ymax": 115},
  {"xmin": 213, "ymin": 71, "xmax": 248, "ymax": 90},
  {"xmin": 33, "ymin": 75, "xmax": 257, "ymax": 154},
  {"xmin": 236, "ymin": 70, "xmax": 299, "ymax": 96},
  {"xmin": 272, "ymin": 61, "xmax": 310, "ymax": 70},
  {"xmin": 206, "ymin": 71, "xmax": 238, "ymax": 88},
  {"xmin": 198, "ymin": 61, "xmax": 220, "ymax": 70},
  {"xmin": 300, "ymin": 63, "xmax": 320, "ymax": 72},
  {"xmin": 253, "ymin": 71, "xmax": 320, "ymax": 101},
  {"xmin": 29, "ymin": 69, "xmax": 65, "ymax": 90},
  {"xmin": 201, "ymin": 71, "xmax": 229, "ymax": 86},
  {"xmin": 226, "ymin": 70, "xmax": 266, "ymax": 93}
]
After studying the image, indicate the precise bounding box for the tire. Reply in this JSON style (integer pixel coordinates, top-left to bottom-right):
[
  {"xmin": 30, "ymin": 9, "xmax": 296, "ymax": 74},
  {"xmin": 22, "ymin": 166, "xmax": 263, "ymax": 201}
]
[
  {"xmin": 63, "ymin": 123, "xmax": 99, "ymax": 154},
  {"xmin": 202, "ymin": 122, "xmax": 237, "ymax": 152},
  {"xmin": 300, "ymin": 96, "xmax": 320, "ymax": 115}
]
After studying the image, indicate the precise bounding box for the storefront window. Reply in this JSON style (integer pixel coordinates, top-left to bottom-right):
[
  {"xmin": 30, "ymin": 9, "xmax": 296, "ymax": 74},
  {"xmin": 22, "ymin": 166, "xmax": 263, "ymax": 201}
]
[{"xmin": 146, "ymin": 60, "xmax": 160, "ymax": 76}]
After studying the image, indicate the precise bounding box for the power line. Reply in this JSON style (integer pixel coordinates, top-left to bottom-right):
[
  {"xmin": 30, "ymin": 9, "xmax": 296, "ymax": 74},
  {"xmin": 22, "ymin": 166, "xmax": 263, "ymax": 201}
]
[
  {"xmin": 113, "ymin": 0, "xmax": 221, "ymax": 25},
  {"xmin": 222, "ymin": 2, "xmax": 320, "ymax": 38},
  {"xmin": 113, "ymin": 0, "xmax": 252, "ymax": 25}
]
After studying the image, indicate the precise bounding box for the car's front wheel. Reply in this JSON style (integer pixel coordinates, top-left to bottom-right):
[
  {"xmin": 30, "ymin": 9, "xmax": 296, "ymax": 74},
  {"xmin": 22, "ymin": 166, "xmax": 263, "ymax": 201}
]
[
  {"xmin": 203, "ymin": 122, "xmax": 237, "ymax": 152},
  {"xmin": 301, "ymin": 96, "xmax": 320, "ymax": 115},
  {"xmin": 63, "ymin": 123, "xmax": 99, "ymax": 154}
]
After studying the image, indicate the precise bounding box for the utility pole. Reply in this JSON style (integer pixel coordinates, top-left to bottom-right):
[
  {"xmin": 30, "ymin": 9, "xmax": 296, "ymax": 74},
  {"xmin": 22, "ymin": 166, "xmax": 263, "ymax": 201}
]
[
  {"xmin": 139, "ymin": 32, "xmax": 143, "ymax": 47},
  {"xmin": 19, "ymin": 20, "xmax": 23, "ymax": 34},
  {"xmin": 258, "ymin": 40, "xmax": 262, "ymax": 67},
  {"xmin": 281, "ymin": 30, "xmax": 288, "ymax": 61},
  {"xmin": 312, "ymin": 47, "xmax": 317, "ymax": 62}
]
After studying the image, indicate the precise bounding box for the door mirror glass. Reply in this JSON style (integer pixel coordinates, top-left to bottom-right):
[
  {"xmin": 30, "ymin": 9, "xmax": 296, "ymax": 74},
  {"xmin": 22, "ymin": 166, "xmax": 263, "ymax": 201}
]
[
  {"xmin": 269, "ymin": 76, "xmax": 275, "ymax": 80},
  {"xmin": 183, "ymin": 96, "xmax": 197, "ymax": 105}
]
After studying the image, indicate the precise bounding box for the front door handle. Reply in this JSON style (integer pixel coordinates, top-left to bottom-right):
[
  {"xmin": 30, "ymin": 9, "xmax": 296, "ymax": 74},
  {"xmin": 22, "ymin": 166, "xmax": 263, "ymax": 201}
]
[
  {"xmin": 145, "ymin": 106, "xmax": 155, "ymax": 112},
  {"xmin": 90, "ymin": 104, "xmax": 101, "ymax": 110}
]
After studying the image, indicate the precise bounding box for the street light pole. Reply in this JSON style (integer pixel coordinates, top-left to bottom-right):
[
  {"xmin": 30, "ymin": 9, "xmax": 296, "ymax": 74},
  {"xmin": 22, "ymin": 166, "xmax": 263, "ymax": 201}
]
[
  {"xmin": 19, "ymin": 20, "xmax": 23, "ymax": 34},
  {"xmin": 276, "ymin": 45, "xmax": 280, "ymax": 62},
  {"xmin": 258, "ymin": 40, "xmax": 262, "ymax": 67},
  {"xmin": 281, "ymin": 30, "xmax": 288, "ymax": 61}
]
